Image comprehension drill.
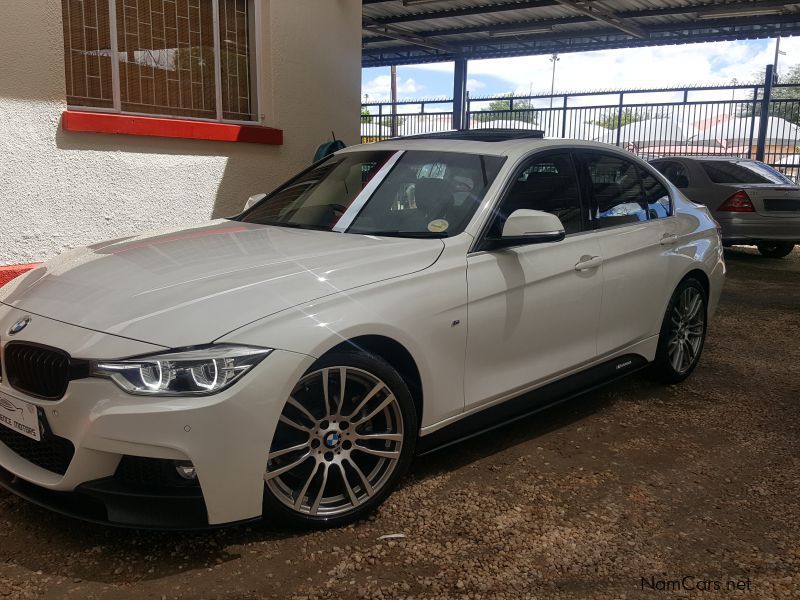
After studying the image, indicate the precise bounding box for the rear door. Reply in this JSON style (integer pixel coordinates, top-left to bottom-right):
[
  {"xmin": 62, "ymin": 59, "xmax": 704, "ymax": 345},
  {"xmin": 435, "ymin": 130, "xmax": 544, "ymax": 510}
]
[{"xmin": 577, "ymin": 151, "xmax": 675, "ymax": 357}]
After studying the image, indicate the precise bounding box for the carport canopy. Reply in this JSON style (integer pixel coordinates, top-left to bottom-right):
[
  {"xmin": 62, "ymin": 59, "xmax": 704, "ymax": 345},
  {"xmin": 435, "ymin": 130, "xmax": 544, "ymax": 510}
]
[
  {"xmin": 363, "ymin": 0, "xmax": 800, "ymax": 66},
  {"xmin": 363, "ymin": 0, "xmax": 800, "ymax": 127}
]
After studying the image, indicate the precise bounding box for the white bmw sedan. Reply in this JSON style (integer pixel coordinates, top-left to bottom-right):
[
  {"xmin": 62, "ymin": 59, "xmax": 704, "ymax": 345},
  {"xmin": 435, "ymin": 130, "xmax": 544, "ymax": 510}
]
[{"xmin": 0, "ymin": 133, "xmax": 724, "ymax": 529}]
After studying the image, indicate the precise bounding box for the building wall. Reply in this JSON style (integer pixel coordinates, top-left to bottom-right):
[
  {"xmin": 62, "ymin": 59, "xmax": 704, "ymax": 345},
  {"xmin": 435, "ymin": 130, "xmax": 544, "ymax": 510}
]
[{"xmin": 0, "ymin": 0, "xmax": 361, "ymax": 265}]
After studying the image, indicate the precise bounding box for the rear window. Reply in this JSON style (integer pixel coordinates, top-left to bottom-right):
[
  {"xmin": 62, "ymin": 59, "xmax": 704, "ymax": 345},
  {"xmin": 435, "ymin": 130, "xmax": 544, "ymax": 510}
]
[{"xmin": 701, "ymin": 160, "xmax": 793, "ymax": 185}]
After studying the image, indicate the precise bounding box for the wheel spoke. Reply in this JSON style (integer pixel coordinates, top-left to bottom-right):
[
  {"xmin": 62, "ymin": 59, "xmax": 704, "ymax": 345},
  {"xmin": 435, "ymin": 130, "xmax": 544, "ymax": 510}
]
[
  {"xmin": 279, "ymin": 414, "xmax": 312, "ymax": 433},
  {"xmin": 339, "ymin": 463, "xmax": 360, "ymax": 507},
  {"xmin": 321, "ymin": 368, "xmax": 331, "ymax": 417},
  {"xmin": 354, "ymin": 394, "xmax": 396, "ymax": 425},
  {"xmin": 353, "ymin": 444, "xmax": 401, "ymax": 459},
  {"xmin": 686, "ymin": 294, "xmax": 702, "ymax": 320},
  {"xmin": 336, "ymin": 367, "xmax": 347, "ymax": 416},
  {"xmin": 309, "ymin": 463, "xmax": 330, "ymax": 515},
  {"xmin": 268, "ymin": 441, "xmax": 310, "ymax": 461},
  {"xmin": 345, "ymin": 457, "xmax": 374, "ymax": 497},
  {"xmin": 287, "ymin": 396, "xmax": 316, "ymax": 425},
  {"xmin": 265, "ymin": 450, "xmax": 312, "ymax": 480},
  {"xmin": 294, "ymin": 463, "xmax": 319, "ymax": 510},
  {"xmin": 355, "ymin": 432, "xmax": 403, "ymax": 442},
  {"xmin": 347, "ymin": 381, "xmax": 386, "ymax": 419}
]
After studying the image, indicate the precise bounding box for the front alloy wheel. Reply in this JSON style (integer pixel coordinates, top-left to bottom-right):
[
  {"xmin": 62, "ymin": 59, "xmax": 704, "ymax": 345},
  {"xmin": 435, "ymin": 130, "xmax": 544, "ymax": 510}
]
[{"xmin": 263, "ymin": 351, "xmax": 416, "ymax": 527}]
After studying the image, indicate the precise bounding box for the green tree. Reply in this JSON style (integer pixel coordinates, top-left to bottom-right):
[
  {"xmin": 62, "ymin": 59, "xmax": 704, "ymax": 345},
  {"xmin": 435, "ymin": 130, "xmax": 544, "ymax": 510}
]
[
  {"xmin": 475, "ymin": 94, "xmax": 539, "ymax": 124},
  {"xmin": 739, "ymin": 64, "xmax": 800, "ymax": 125},
  {"xmin": 592, "ymin": 108, "xmax": 649, "ymax": 129},
  {"xmin": 361, "ymin": 107, "xmax": 373, "ymax": 124}
]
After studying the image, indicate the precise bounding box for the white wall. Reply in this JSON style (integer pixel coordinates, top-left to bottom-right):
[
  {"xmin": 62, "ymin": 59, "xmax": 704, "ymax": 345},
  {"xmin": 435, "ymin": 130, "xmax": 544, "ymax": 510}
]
[{"xmin": 0, "ymin": 0, "xmax": 361, "ymax": 265}]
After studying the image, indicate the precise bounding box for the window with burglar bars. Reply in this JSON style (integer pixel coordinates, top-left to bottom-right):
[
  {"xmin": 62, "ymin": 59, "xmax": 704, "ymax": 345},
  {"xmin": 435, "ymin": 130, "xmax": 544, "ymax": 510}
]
[{"xmin": 62, "ymin": 0, "xmax": 257, "ymax": 122}]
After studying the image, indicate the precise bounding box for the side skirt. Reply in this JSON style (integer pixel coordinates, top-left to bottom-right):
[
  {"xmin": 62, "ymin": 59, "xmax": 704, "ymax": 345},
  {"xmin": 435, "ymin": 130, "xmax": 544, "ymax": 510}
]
[{"xmin": 416, "ymin": 354, "xmax": 648, "ymax": 456}]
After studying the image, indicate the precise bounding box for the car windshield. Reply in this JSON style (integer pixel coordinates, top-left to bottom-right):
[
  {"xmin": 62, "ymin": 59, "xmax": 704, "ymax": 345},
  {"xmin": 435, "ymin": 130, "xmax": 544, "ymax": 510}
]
[
  {"xmin": 701, "ymin": 160, "xmax": 794, "ymax": 185},
  {"xmin": 237, "ymin": 150, "xmax": 506, "ymax": 237}
]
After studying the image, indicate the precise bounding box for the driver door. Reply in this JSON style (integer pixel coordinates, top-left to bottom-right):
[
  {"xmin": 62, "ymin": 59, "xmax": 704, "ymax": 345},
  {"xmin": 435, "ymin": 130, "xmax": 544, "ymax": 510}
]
[{"xmin": 464, "ymin": 151, "xmax": 603, "ymax": 410}]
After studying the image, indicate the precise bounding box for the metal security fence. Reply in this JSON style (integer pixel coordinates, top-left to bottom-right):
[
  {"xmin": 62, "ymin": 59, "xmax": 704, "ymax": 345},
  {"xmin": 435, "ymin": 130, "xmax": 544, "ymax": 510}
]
[{"xmin": 361, "ymin": 75, "xmax": 800, "ymax": 179}]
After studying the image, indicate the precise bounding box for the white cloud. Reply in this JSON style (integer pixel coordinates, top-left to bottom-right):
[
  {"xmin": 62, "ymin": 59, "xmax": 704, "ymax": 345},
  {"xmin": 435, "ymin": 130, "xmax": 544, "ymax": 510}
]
[
  {"xmin": 412, "ymin": 38, "xmax": 795, "ymax": 97},
  {"xmin": 361, "ymin": 75, "xmax": 423, "ymax": 101},
  {"xmin": 467, "ymin": 78, "xmax": 485, "ymax": 92}
]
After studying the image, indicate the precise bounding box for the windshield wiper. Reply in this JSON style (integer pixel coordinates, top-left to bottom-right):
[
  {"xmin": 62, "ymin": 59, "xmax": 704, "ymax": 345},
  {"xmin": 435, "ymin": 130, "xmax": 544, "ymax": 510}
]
[{"xmin": 354, "ymin": 230, "xmax": 449, "ymax": 238}]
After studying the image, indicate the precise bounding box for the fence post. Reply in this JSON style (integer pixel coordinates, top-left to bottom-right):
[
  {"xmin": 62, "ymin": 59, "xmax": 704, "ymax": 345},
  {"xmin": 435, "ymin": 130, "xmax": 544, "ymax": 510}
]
[
  {"xmin": 561, "ymin": 96, "xmax": 568, "ymax": 138},
  {"xmin": 756, "ymin": 64, "xmax": 775, "ymax": 162},
  {"xmin": 615, "ymin": 92, "xmax": 624, "ymax": 147}
]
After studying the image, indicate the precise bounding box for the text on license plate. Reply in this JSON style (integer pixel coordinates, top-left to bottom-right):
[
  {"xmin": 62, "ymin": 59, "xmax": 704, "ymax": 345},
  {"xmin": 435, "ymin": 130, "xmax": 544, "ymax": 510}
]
[{"xmin": 0, "ymin": 392, "xmax": 41, "ymax": 441}]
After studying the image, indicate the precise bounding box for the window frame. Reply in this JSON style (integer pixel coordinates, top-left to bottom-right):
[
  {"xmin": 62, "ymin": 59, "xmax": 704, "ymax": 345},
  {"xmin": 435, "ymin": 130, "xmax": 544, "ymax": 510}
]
[
  {"xmin": 651, "ymin": 160, "xmax": 690, "ymax": 189},
  {"xmin": 575, "ymin": 150, "xmax": 675, "ymax": 231},
  {"xmin": 64, "ymin": 0, "xmax": 262, "ymax": 126},
  {"xmin": 475, "ymin": 149, "xmax": 589, "ymax": 248}
]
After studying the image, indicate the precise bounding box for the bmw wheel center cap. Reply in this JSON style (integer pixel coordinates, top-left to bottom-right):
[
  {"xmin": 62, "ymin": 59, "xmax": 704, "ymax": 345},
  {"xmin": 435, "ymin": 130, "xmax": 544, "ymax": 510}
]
[{"xmin": 323, "ymin": 431, "xmax": 341, "ymax": 448}]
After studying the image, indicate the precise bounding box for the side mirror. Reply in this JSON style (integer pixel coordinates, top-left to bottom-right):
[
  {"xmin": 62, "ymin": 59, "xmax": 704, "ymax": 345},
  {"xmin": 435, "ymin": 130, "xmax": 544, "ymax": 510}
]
[
  {"xmin": 482, "ymin": 209, "xmax": 565, "ymax": 250},
  {"xmin": 244, "ymin": 193, "xmax": 267, "ymax": 211}
]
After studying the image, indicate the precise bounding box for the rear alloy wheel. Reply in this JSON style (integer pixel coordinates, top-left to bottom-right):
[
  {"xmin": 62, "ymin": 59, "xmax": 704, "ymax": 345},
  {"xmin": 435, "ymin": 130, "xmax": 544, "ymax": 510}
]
[
  {"xmin": 263, "ymin": 351, "xmax": 417, "ymax": 528},
  {"xmin": 756, "ymin": 242, "xmax": 795, "ymax": 259},
  {"xmin": 652, "ymin": 278, "xmax": 708, "ymax": 383}
]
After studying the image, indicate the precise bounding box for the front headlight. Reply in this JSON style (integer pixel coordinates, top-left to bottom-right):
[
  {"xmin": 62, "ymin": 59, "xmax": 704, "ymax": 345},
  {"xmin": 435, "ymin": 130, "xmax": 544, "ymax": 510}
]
[{"xmin": 90, "ymin": 345, "xmax": 272, "ymax": 396}]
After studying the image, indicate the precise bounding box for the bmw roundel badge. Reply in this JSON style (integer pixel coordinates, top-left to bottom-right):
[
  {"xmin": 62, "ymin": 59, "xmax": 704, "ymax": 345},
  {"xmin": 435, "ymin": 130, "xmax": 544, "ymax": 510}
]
[{"xmin": 8, "ymin": 316, "xmax": 31, "ymax": 336}]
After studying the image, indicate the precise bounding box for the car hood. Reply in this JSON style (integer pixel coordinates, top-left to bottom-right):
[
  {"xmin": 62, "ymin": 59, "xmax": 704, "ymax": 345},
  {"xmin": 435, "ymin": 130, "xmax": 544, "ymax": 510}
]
[{"xmin": 0, "ymin": 220, "xmax": 445, "ymax": 350}]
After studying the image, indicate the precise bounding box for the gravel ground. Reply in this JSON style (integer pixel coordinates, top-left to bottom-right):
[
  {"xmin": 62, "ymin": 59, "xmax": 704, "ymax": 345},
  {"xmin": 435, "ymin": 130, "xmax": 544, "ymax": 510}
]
[{"xmin": 1, "ymin": 246, "xmax": 798, "ymax": 600}]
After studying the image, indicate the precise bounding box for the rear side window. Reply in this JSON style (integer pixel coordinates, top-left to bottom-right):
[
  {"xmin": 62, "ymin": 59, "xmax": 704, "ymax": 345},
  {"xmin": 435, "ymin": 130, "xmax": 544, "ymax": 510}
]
[
  {"xmin": 584, "ymin": 153, "xmax": 648, "ymax": 227},
  {"xmin": 584, "ymin": 153, "xmax": 672, "ymax": 227},
  {"xmin": 652, "ymin": 161, "xmax": 689, "ymax": 188},
  {"xmin": 701, "ymin": 160, "xmax": 793, "ymax": 185}
]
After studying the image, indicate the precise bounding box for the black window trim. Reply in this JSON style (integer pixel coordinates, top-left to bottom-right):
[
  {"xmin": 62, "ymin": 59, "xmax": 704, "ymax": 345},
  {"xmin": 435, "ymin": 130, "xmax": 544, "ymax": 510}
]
[{"xmin": 470, "ymin": 149, "xmax": 588, "ymax": 253}]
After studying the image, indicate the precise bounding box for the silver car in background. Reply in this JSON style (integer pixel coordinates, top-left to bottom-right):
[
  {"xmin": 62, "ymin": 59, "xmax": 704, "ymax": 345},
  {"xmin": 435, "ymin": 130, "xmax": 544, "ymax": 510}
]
[{"xmin": 651, "ymin": 157, "xmax": 800, "ymax": 258}]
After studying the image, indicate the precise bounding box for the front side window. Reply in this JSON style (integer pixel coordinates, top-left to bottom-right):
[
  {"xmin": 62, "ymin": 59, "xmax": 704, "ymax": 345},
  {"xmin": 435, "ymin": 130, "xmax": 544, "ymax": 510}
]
[
  {"xmin": 62, "ymin": 0, "xmax": 256, "ymax": 122},
  {"xmin": 239, "ymin": 150, "xmax": 506, "ymax": 237},
  {"xmin": 489, "ymin": 152, "xmax": 584, "ymax": 236},
  {"xmin": 701, "ymin": 160, "xmax": 793, "ymax": 185}
]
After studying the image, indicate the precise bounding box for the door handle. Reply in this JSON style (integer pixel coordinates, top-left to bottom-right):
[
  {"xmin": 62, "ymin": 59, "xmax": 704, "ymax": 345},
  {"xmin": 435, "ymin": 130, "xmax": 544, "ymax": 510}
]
[
  {"xmin": 661, "ymin": 233, "xmax": 679, "ymax": 245},
  {"xmin": 575, "ymin": 255, "xmax": 603, "ymax": 271}
]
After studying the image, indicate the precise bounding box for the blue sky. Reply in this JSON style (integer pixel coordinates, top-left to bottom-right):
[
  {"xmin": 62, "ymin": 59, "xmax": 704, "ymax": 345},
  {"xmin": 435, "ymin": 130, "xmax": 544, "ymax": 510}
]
[{"xmin": 362, "ymin": 38, "xmax": 792, "ymax": 103}]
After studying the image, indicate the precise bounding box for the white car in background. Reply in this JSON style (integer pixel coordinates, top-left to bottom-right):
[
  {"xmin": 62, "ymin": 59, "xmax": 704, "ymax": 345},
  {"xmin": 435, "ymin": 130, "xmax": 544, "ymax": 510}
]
[{"xmin": 0, "ymin": 131, "xmax": 724, "ymax": 529}]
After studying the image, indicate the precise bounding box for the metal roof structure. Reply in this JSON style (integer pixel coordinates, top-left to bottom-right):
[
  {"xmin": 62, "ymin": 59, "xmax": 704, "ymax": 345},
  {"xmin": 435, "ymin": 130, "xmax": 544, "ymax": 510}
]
[{"xmin": 362, "ymin": 0, "xmax": 800, "ymax": 67}]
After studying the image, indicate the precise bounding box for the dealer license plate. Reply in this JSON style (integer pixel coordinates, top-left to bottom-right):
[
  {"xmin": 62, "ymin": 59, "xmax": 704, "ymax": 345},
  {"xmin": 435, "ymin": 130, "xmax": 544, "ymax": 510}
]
[{"xmin": 0, "ymin": 392, "xmax": 41, "ymax": 441}]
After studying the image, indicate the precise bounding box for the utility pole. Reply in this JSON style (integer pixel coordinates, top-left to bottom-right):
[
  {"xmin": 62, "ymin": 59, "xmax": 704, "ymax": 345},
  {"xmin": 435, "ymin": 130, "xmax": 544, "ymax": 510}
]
[
  {"xmin": 774, "ymin": 36, "xmax": 785, "ymax": 81},
  {"xmin": 390, "ymin": 65, "xmax": 398, "ymax": 137},
  {"xmin": 549, "ymin": 53, "xmax": 560, "ymax": 109}
]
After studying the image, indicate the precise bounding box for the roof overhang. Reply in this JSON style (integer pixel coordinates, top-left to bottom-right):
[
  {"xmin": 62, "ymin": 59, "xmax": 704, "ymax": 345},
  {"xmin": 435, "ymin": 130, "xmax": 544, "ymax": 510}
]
[{"xmin": 362, "ymin": 0, "xmax": 800, "ymax": 67}]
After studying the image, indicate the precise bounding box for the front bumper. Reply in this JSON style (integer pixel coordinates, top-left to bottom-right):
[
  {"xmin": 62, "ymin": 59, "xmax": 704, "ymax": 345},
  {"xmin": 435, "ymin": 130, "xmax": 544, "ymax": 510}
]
[
  {"xmin": 717, "ymin": 214, "xmax": 800, "ymax": 244},
  {"xmin": 0, "ymin": 305, "xmax": 314, "ymax": 527}
]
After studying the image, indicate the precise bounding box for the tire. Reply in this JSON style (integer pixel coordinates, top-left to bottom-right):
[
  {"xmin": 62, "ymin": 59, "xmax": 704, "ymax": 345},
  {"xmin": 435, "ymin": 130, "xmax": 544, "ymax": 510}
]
[
  {"xmin": 757, "ymin": 242, "xmax": 795, "ymax": 259},
  {"xmin": 262, "ymin": 350, "xmax": 418, "ymax": 528},
  {"xmin": 652, "ymin": 278, "xmax": 708, "ymax": 384}
]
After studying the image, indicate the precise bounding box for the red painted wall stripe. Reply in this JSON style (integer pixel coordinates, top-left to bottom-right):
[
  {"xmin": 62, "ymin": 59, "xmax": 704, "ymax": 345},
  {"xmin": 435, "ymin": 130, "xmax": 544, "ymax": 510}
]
[
  {"xmin": 62, "ymin": 111, "xmax": 283, "ymax": 145},
  {"xmin": 0, "ymin": 264, "xmax": 42, "ymax": 288}
]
